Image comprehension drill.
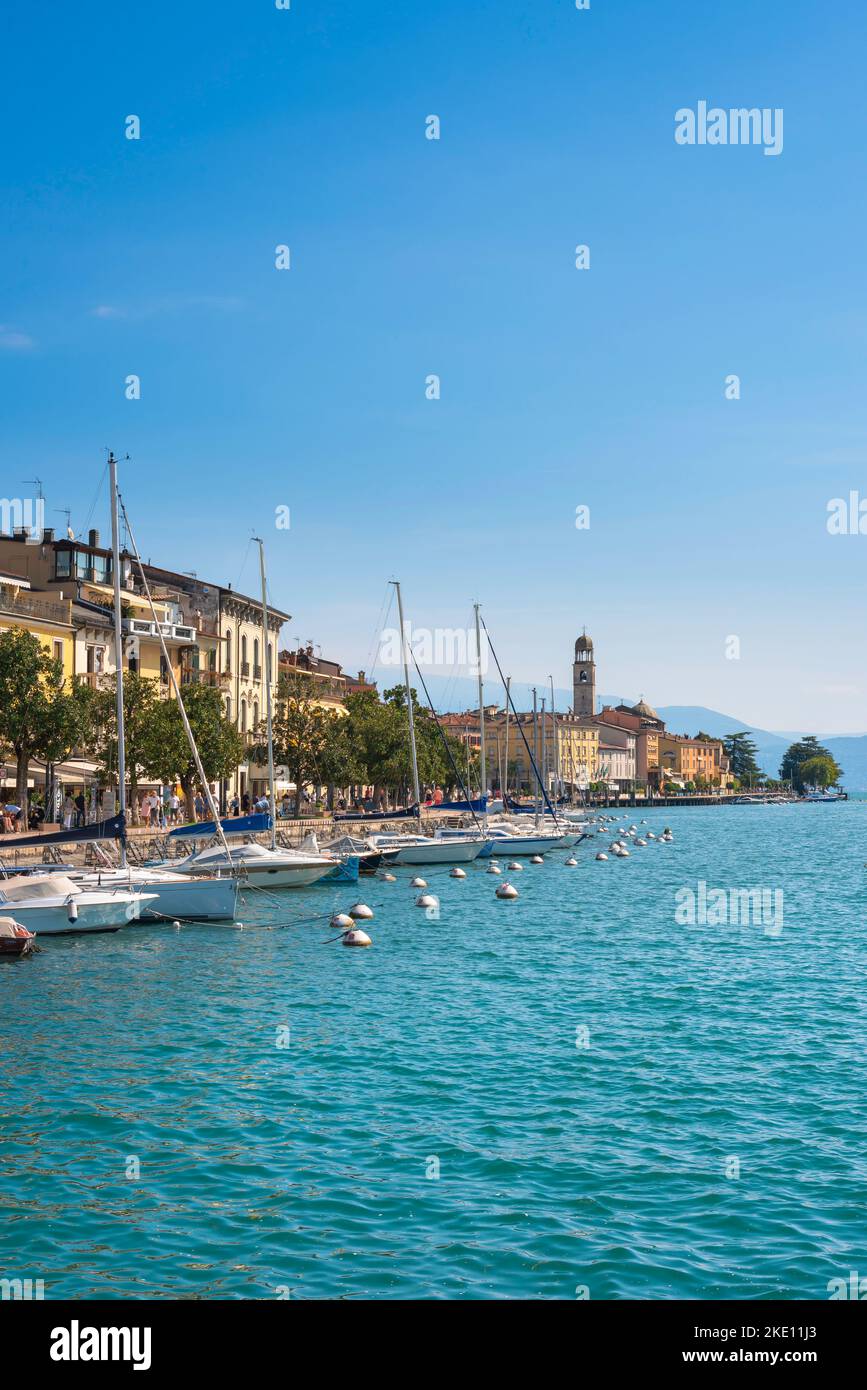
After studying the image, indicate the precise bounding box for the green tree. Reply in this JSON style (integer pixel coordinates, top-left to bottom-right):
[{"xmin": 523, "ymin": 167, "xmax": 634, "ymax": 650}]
[
  {"xmin": 254, "ymin": 674, "xmax": 342, "ymax": 816},
  {"xmin": 86, "ymin": 673, "xmax": 162, "ymax": 822},
  {"xmin": 723, "ymin": 731, "xmax": 763, "ymax": 785},
  {"xmin": 0, "ymin": 628, "xmax": 65, "ymax": 820},
  {"xmin": 796, "ymin": 754, "xmax": 841, "ymax": 791},
  {"xmin": 36, "ymin": 678, "xmax": 96, "ymax": 819},
  {"xmin": 779, "ymin": 737, "xmax": 842, "ymax": 792},
  {"xmin": 142, "ymin": 684, "xmax": 244, "ymax": 820}
]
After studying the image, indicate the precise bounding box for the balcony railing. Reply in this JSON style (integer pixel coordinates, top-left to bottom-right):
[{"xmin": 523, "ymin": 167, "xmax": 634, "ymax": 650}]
[
  {"xmin": 240, "ymin": 661, "xmax": 250, "ymax": 677},
  {"xmin": 180, "ymin": 669, "xmax": 229, "ymax": 688},
  {"xmin": 0, "ymin": 591, "xmax": 72, "ymax": 626},
  {"xmin": 253, "ymin": 664, "xmax": 262, "ymax": 681}
]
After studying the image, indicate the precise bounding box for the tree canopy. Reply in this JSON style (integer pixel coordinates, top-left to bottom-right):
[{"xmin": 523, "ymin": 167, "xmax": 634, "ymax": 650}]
[{"xmin": 780, "ymin": 737, "xmax": 843, "ymax": 791}]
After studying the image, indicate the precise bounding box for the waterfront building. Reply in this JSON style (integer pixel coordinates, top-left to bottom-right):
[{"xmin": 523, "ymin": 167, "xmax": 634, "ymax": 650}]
[
  {"xmin": 0, "ymin": 524, "xmax": 289, "ymax": 806},
  {"xmin": 0, "ymin": 568, "xmax": 75, "ymax": 678},
  {"xmin": 480, "ymin": 710, "xmax": 600, "ymax": 796},
  {"xmin": 658, "ymin": 732, "xmax": 730, "ymax": 789},
  {"xmin": 601, "ymin": 700, "xmax": 666, "ymax": 788}
]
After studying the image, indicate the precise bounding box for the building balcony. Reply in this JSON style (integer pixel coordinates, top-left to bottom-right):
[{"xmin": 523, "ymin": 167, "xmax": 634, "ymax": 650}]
[
  {"xmin": 0, "ymin": 591, "xmax": 72, "ymax": 627},
  {"xmin": 125, "ymin": 617, "xmax": 198, "ymax": 644},
  {"xmin": 240, "ymin": 660, "xmax": 250, "ymax": 677},
  {"xmin": 180, "ymin": 668, "xmax": 229, "ymax": 688}
]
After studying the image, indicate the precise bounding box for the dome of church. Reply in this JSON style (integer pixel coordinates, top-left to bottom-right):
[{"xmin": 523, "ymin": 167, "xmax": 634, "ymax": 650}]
[
  {"xmin": 574, "ymin": 633, "xmax": 593, "ymax": 654},
  {"xmin": 631, "ymin": 697, "xmax": 660, "ymax": 720}
]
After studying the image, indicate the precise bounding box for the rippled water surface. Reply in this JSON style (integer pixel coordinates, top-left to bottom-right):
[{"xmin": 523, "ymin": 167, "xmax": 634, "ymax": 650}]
[{"xmin": 3, "ymin": 802, "xmax": 867, "ymax": 1299}]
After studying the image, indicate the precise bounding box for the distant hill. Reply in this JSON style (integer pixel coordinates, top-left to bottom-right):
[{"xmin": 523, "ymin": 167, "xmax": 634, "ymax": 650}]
[{"xmin": 413, "ymin": 677, "xmax": 867, "ymax": 789}]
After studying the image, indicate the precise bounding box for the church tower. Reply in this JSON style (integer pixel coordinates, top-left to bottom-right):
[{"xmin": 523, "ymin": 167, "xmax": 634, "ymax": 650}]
[{"xmin": 572, "ymin": 631, "xmax": 596, "ymax": 717}]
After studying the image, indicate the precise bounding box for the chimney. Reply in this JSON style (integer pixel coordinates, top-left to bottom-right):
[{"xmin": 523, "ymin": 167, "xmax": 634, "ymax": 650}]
[
  {"xmin": 43, "ymin": 526, "xmax": 54, "ymax": 543},
  {"xmin": 88, "ymin": 528, "xmax": 100, "ymax": 548}
]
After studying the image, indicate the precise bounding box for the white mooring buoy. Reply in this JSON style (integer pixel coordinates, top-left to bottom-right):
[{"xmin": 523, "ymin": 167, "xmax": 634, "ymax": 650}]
[
  {"xmin": 415, "ymin": 894, "xmax": 439, "ymax": 910},
  {"xmin": 596, "ymin": 852, "xmax": 608, "ymax": 861},
  {"xmin": 565, "ymin": 856, "xmax": 578, "ymax": 867},
  {"xmin": 348, "ymin": 902, "xmax": 373, "ymax": 920},
  {"xmin": 449, "ymin": 867, "xmax": 466, "ymax": 878},
  {"xmin": 410, "ymin": 877, "xmax": 428, "ymax": 889},
  {"xmin": 496, "ymin": 882, "xmax": 519, "ymax": 899},
  {"xmin": 529, "ymin": 855, "xmax": 544, "ymax": 864},
  {"xmin": 381, "ymin": 871, "xmax": 397, "ymax": 881},
  {"xmin": 330, "ymin": 912, "xmax": 355, "ymax": 931},
  {"xmin": 343, "ymin": 928, "xmax": 372, "ymax": 947},
  {"xmin": 486, "ymin": 863, "xmax": 502, "ymax": 875},
  {"xmin": 507, "ymin": 861, "xmax": 523, "ymax": 871}
]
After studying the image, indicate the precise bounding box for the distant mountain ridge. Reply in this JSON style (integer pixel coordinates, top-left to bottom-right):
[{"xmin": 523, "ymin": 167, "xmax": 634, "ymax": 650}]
[{"xmin": 415, "ymin": 674, "xmax": 867, "ymax": 790}]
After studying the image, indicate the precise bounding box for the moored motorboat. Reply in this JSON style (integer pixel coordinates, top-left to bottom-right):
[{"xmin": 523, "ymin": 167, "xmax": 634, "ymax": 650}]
[
  {"xmin": 0, "ymin": 875, "xmax": 157, "ymax": 935},
  {"xmin": 368, "ymin": 833, "xmax": 485, "ymax": 865},
  {"xmin": 158, "ymin": 840, "xmax": 340, "ymax": 888},
  {"xmin": 0, "ymin": 916, "xmax": 36, "ymax": 958}
]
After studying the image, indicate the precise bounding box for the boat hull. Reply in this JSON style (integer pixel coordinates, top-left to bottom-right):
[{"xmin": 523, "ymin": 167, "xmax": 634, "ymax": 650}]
[
  {"xmin": 6, "ymin": 900, "xmax": 133, "ymax": 935},
  {"xmin": 489, "ymin": 835, "xmax": 571, "ymax": 855},
  {"xmin": 73, "ymin": 872, "xmax": 239, "ymax": 922},
  {"xmin": 388, "ymin": 840, "xmax": 484, "ymax": 865}
]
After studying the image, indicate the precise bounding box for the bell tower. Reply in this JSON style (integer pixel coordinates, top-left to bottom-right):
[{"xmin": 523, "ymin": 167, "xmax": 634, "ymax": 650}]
[{"xmin": 573, "ymin": 630, "xmax": 595, "ymax": 717}]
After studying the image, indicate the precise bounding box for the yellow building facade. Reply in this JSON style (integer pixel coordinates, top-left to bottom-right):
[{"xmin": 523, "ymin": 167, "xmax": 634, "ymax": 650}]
[{"xmin": 0, "ymin": 573, "xmax": 75, "ymax": 679}]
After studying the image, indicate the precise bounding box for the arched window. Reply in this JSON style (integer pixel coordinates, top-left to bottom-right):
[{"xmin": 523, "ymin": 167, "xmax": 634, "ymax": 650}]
[
  {"xmin": 224, "ymin": 629, "xmax": 232, "ymax": 671},
  {"xmin": 240, "ymin": 698, "xmax": 247, "ymax": 733},
  {"xmin": 253, "ymin": 638, "xmax": 260, "ymax": 672},
  {"xmin": 225, "ymin": 696, "xmax": 232, "ymax": 723},
  {"xmin": 253, "ymin": 700, "xmax": 259, "ymax": 728},
  {"xmin": 267, "ymin": 642, "xmax": 273, "ymax": 679},
  {"xmin": 241, "ymin": 634, "xmax": 247, "ymax": 665}
]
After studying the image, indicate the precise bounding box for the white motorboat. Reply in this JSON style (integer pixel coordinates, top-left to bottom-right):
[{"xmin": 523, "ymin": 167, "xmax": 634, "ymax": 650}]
[
  {"xmin": 0, "ymin": 874, "xmax": 156, "ymax": 936},
  {"xmin": 368, "ymin": 833, "xmax": 485, "ymax": 865},
  {"xmin": 484, "ymin": 822, "xmax": 576, "ymax": 855},
  {"xmin": 162, "ymin": 840, "xmax": 340, "ymax": 888},
  {"xmin": 66, "ymin": 866, "xmax": 239, "ymax": 922}
]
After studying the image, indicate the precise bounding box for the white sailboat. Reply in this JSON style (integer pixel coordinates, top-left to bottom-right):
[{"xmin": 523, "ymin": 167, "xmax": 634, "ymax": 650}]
[
  {"xmin": 366, "ymin": 581, "xmax": 487, "ymax": 866},
  {"xmin": 96, "ymin": 455, "xmax": 241, "ymax": 922},
  {"xmin": 145, "ymin": 535, "xmax": 338, "ymax": 890}
]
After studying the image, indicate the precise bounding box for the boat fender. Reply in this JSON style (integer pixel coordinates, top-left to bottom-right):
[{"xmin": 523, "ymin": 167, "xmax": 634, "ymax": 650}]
[{"xmin": 65, "ymin": 895, "xmax": 78, "ymax": 923}]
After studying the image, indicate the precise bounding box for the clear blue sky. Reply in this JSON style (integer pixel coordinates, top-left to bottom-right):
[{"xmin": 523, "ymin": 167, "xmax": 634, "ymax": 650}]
[{"xmin": 2, "ymin": 1, "xmax": 866, "ymax": 732}]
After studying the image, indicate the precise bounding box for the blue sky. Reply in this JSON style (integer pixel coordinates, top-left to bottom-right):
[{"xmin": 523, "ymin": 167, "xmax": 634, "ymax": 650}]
[{"xmin": 2, "ymin": 0, "xmax": 866, "ymax": 732}]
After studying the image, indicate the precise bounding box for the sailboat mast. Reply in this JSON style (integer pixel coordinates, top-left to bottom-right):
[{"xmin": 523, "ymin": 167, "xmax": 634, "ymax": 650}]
[
  {"xmin": 532, "ymin": 687, "xmax": 539, "ymax": 827},
  {"xmin": 541, "ymin": 697, "xmax": 547, "ymax": 811},
  {"xmin": 503, "ymin": 676, "xmax": 511, "ymax": 803},
  {"xmin": 393, "ymin": 581, "xmax": 421, "ymax": 810},
  {"xmin": 549, "ymin": 674, "xmax": 560, "ymax": 801},
  {"xmin": 473, "ymin": 604, "xmax": 487, "ymax": 826},
  {"xmin": 108, "ymin": 453, "xmax": 127, "ymax": 869},
  {"xmin": 254, "ymin": 538, "xmax": 278, "ymax": 851}
]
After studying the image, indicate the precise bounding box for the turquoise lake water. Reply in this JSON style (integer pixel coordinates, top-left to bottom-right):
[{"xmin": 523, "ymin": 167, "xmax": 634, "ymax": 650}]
[{"xmin": 2, "ymin": 801, "xmax": 867, "ymax": 1300}]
